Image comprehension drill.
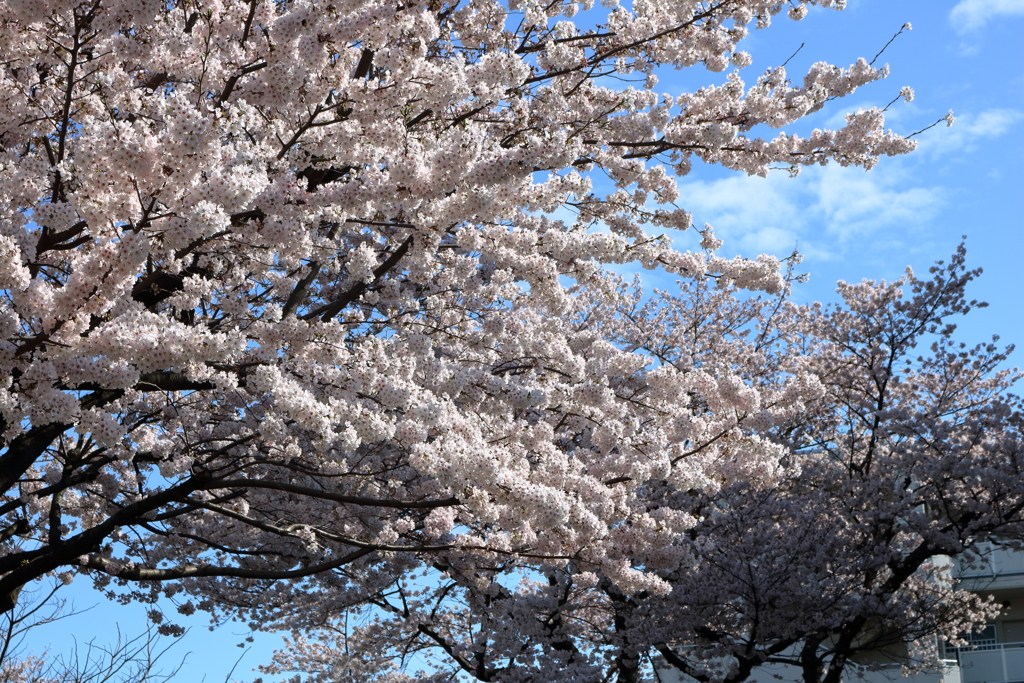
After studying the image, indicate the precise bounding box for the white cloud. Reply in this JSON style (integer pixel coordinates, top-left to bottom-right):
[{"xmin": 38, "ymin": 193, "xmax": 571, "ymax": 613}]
[
  {"xmin": 918, "ymin": 108, "xmax": 1023, "ymax": 158},
  {"xmin": 674, "ymin": 162, "xmax": 944, "ymax": 262},
  {"xmin": 574, "ymin": 105, "xmax": 1016, "ymax": 277},
  {"xmin": 950, "ymin": 0, "xmax": 1024, "ymax": 32}
]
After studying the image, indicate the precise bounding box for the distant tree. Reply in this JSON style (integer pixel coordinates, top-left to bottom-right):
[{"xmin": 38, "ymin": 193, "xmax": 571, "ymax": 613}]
[
  {"xmin": 1, "ymin": 582, "xmax": 185, "ymax": 683},
  {"xmin": 644, "ymin": 248, "xmax": 1021, "ymax": 683}
]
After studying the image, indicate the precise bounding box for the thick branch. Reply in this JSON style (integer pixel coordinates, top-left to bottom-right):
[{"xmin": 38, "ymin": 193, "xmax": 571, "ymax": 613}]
[
  {"xmin": 199, "ymin": 478, "xmax": 460, "ymax": 509},
  {"xmin": 655, "ymin": 645, "xmax": 710, "ymax": 683},
  {"xmin": 417, "ymin": 624, "xmax": 480, "ymax": 678},
  {"xmin": 0, "ymin": 423, "xmax": 71, "ymax": 496},
  {"xmin": 282, "ymin": 262, "xmax": 322, "ymax": 318},
  {"xmin": 78, "ymin": 546, "xmax": 375, "ymax": 582},
  {"xmin": 301, "ymin": 234, "xmax": 414, "ymax": 323},
  {"xmin": 33, "ymin": 220, "xmax": 89, "ymax": 273},
  {"xmin": 131, "ymin": 265, "xmax": 211, "ymax": 310},
  {"xmin": 353, "ymin": 48, "xmax": 374, "ymax": 79},
  {"xmin": 0, "ymin": 478, "xmax": 201, "ymax": 612},
  {"xmin": 215, "ymin": 60, "xmax": 267, "ymax": 107}
]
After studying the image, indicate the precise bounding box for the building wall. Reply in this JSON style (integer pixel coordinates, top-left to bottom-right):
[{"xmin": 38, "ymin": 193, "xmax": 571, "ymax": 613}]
[{"xmin": 949, "ymin": 543, "xmax": 1024, "ymax": 683}]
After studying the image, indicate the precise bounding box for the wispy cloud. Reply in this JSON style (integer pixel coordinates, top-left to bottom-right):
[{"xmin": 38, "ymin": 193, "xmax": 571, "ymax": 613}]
[
  {"xmin": 918, "ymin": 108, "xmax": 1023, "ymax": 157},
  {"xmin": 950, "ymin": 0, "xmax": 1024, "ymax": 32},
  {"xmin": 674, "ymin": 163, "xmax": 944, "ymax": 261}
]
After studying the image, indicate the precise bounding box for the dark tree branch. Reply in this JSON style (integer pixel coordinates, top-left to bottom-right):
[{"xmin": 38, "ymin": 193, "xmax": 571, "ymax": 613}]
[
  {"xmin": 216, "ymin": 60, "xmax": 266, "ymax": 107},
  {"xmin": 77, "ymin": 546, "xmax": 376, "ymax": 581},
  {"xmin": 301, "ymin": 234, "xmax": 414, "ymax": 323},
  {"xmin": 198, "ymin": 478, "xmax": 460, "ymax": 509},
  {"xmin": 282, "ymin": 262, "xmax": 322, "ymax": 318},
  {"xmin": 353, "ymin": 48, "xmax": 374, "ymax": 79}
]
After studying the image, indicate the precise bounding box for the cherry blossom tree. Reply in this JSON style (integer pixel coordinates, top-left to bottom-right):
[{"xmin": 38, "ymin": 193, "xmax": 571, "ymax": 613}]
[
  {"xmin": 0, "ymin": 0, "xmax": 979, "ymax": 679},
  {"xmin": 627, "ymin": 248, "xmax": 1022, "ymax": 683},
  {"xmin": 257, "ymin": 249, "xmax": 1022, "ymax": 683}
]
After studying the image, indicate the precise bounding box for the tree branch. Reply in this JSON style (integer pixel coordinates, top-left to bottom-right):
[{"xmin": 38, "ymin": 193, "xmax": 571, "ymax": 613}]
[
  {"xmin": 198, "ymin": 478, "xmax": 460, "ymax": 509},
  {"xmin": 77, "ymin": 546, "xmax": 376, "ymax": 582},
  {"xmin": 301, "ymin": 234, "xmax": 414, "ymax": 323}
]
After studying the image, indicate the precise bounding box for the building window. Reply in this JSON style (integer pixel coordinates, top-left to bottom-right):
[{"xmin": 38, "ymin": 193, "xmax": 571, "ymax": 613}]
[{"xmin": 952, "ymin": 624, "xmax": 999, "ymax": 652}]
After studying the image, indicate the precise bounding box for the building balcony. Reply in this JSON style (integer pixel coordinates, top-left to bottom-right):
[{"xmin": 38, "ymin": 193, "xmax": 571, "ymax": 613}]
[
  {"xmin": 945, "ymin": 641, "xmax": 1024, "ymax": 683},
  {"xmin": 957, "ymin": 542, "xmax": 1024, "ymax": 592}
]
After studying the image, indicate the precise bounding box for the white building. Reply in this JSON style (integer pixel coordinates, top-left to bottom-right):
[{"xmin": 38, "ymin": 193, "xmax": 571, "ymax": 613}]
[
  {"xmin": 658, "ymin": 544, "xmax": 1024, "ymax": 683},
  {"xmin": 946, "ymin": 542, "xmax": 1024, "ymax": 683}
]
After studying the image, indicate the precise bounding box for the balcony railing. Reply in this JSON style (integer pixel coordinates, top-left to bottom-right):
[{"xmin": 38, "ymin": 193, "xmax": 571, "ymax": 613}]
[
  {"xmin": 958, "ymin": 544, "xmax": 1024, "ymax": 579},
  {"xmin": 946, "ymin": 641, "xmax": 1024, "ymax": 683},
  {"xmin": 843, "ymin": 659, "xmax": 960, "ymax": 683}
]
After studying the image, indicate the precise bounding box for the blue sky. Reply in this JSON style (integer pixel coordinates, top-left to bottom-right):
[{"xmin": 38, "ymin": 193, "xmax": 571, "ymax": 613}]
[
  {"xmin": 16, "ymin": 1, "xmax": 1023, "ymax": 681},
  {"xmin": 656, "ymin": 0, "xmax": 1024, "ymax": 351}
]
